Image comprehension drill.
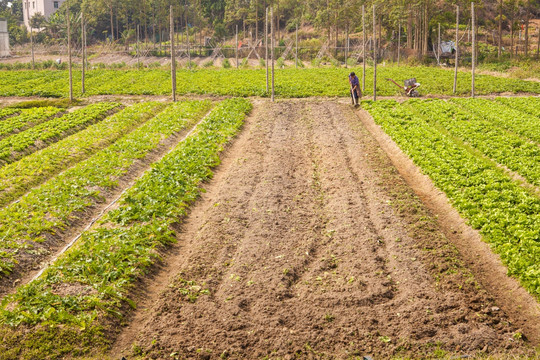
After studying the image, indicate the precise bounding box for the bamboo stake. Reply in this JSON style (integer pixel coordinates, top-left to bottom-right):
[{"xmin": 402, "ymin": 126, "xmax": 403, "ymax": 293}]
[
  {"xmin": 397, "ymin": 21, "xmax": 401, "ymax": 65},
  {"xmin": 373, "ymin": 4, "xmax": 376, "ymax": 101},
  {"xmin": 67, "ymin": 0, "xmax": 73, "ymax": 101},
  {"xmin": 25, "ymin": 0, "xmax": 34, "ymax": 69},
  {"xmin": 81, "ymin": 9, "xmax": 85, "ymax": 94},
  {"xmin": 170, "ymin": 5, "xmax": 176, "ymax": 102},
  {"xmin": 453, "ymin": 5, "xmax": 459, "ymax": 94},
  {"xmin": 295, "ymin": 23, "xmax": 298, "ymax": 69},
  {"xmin": 271, "ymin": 6, "xmax": 275, "ymax": 102},
  {"xmin": 362, "ymin": 4, "xmax": 365, "ymax": 92},
  {"xmin": 471, "ymin": 2, "xmax": 475, "ymax": 98},
  {"xmin": 236, "ymin": 24, "xmax": 238, "ymax": 69},
  {"xmin": 536, "ymin": 27, "xmax": 540, "ymax": 60},
  {"xmin": 345, "ymin": 24, "xmax": 348, "ymax": 68},
  {"xmin": 186, "ymin": 8, "xmax": 190, "ymax": 69},
  {"xmin": 137, "ymin": 24, "xmax": 140, "ymax": 69},
  {"xmin": 265, "ymin": 7, "xmax": 268, "ymax": 92},
  {"xmin": 437, "ymin": 22, "xmax": 441, "ymax": 65}
]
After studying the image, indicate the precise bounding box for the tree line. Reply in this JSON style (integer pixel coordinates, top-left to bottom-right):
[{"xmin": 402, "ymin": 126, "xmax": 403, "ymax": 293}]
[{"xmin": 0, "ymin": 0, "xmax": 538, "ymax": 57}]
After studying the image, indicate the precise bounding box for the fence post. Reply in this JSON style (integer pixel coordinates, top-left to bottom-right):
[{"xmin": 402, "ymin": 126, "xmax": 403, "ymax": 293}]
[
  {"xmin": 271, "ymin": 7, "xmax": 275, "ymax": 101},
  {"xmin": 236, "ymin": 25, "xmax": 239, "ymax": 69},
  {"xmin": 81, "ymin": 9, "xmax": 85, "ymax": 94},
  {"xmin": 373, "ymin": 4, "xmax": 377, "ymax": 101},
  {"xmin": 453, "ymin": 5, "xmax": 459, "ymax": 94},
  {"xmin": 437, "ymin": 22, "xmax": 441, "ymax": 65},
  {"xmin": 137, "ymin": 24, "xmax": 140, "ymax": 69},
  {"xmin": 295, "ymin": 23, "xmax": 298, "ymax": 69},
  {"xmin": 471, "ymin": 2, "xmax": 475, "ymax": 98},
  {"xmin": 397, "ymin": 21, "xmax": 401, "ymax": 65},
  {"xmin": 67, "ymin": 0, "xmax": 73, "ymax": 101},
  {"xmin": 362, "ymin": 4, "xmax": 366, "ymax": 93},
  {"xmin": 345, "ymin": 24, "xmax": 349, "ymax": 68},
  {"xmin": 170, "ymin": 5, "xmax": 176, "ymax": 102},
  {"xmin": 265, "ymin": 7, "xmax": 269, "ymax": 92}
]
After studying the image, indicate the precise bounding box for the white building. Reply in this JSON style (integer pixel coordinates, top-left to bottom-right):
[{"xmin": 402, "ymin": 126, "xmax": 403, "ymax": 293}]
[
  {"xmin": 0, "ymin": 19, "xmax": 9, "ymax": 57},
  {"xmin": 23, "ymin": 0, "xmax": 66, "ymax": 31}
]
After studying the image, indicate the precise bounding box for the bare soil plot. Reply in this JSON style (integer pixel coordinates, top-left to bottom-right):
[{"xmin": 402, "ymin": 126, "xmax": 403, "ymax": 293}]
[{"xmin": 110, "ymin": 100, "xmax": 536, "ymax": 359}]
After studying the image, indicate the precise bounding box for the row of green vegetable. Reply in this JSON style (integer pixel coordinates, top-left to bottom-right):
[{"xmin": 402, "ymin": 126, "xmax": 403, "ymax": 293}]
[
  {"xmin": 454, "ymin": 97, "xmax": 540, "ymax": 145},
  {"xmin": 0, "ymin": 102, "xmax": 162, "ymax": 208},
  {"xmin": 0, "ymin": 67, "xmax": 539, "ymax": 98},
  {"xmin": 0, "ymin": 103, "xmax": 120, "ymax": 165},
  {"xmin": 0, "ymin": 107, "xmax": 62, "ymax": 139},
  {"xmin": 406, "ymin": 99, "xmax": 540, "ymax": 187},
  {"xmin": 495, "ymin": 96, "xmax": 540, "ymax": 119},
  {"xmin": 0, "ymin": 98, "xmax": 251, "ymax": 360},
  {"xmin": 0, "ymin": 100, "xmax": 211, "ymax": 276},
  {"xmin": 0, "ymin": 108, "xmax": 20, "ymax": 120},
  {"xmin": 363, "ymin": 99, "xmax": 539, "ymax": 300}
]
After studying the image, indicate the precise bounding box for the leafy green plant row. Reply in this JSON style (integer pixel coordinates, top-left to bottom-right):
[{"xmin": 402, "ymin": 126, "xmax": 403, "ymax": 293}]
[
  {"xmin": 363, "ymin": 100, "xmax": 539, "ymax": 299},
  {"xmin": 0, "ymin": 107, "xmax": 62, "ymax": 140},
  {"xmin": 0, "ymin": 108, "xmax": 20, "ymax": 120},
  {"xmin": 0, "ymin": 103, "xmax": 121, "ymax": 166},
  {"xmin": 0, "ymin": 98, "xmax": 251, "ymax": 360},
  {"xmin": 0, "ymin": 100, "xmax": 211, "ymax": 276},
  {"xmin": 0, "ymin": 67, "xmax": 539, "ymax": 98},
  {"xmin": 406, "ymin": 99, "xmax": 540, "ymax": 187},
  {"xmin": 0, "ymin": 102, "xmax": 163, "ymax": 208},
  {"xmin": 453, "ymin": 97, "xmax": 540, "ymax": 145},
  {"xmin": 495, "ymin": 96, "xmax": 540, "ymax": 119}
]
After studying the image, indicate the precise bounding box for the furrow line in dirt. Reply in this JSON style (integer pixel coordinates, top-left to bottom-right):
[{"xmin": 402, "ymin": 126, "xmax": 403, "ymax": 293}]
[
  {"xmin": 354, "ymin": 107, "xmax": 540, "ymax": 345},
  {"xmin": 0, "ymin": 106, "xmax": 214, "ymax": 299}
]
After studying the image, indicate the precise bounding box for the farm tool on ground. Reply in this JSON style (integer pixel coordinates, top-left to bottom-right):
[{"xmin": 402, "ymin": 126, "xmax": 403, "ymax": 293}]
[{"xmin": 385, "ymin": 77, "xmax": 421, "ymax": 97}]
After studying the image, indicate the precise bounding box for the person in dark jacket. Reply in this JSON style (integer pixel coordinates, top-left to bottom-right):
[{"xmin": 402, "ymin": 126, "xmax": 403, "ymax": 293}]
[{"xmin": 348, "ymin": 72, "xmax": 361, "ymax": 106}]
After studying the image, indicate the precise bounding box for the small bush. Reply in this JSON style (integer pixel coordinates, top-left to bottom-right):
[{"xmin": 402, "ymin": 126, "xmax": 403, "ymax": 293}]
[
  {"xmin": 222, "ymin": 58, "xmax": 231, "ymax": 68},
  {"xmin": 259, "ymin": 58, "xmax": 265, "ymax": 67},
  {"xmin": 277, "ymin": 57, "xmax": 285, "ymax": 68},
  {"xmin": 202, "ymin": 60, "xmax": 214, "ymax": 67}
]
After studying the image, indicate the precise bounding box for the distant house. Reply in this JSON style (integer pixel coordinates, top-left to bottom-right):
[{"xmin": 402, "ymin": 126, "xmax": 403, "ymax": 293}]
[
  {"xmin": 23, "ymin": 0, "xmax": 66, "ymax": 31},
  {"xmin": 0, "ymin": 19, "xmax": 9, "ymax": 57}
]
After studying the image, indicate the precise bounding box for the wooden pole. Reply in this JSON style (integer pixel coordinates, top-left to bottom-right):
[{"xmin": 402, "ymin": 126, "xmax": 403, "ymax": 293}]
[
  {"xmin": 271, "ymin": 6, "xmax": 275, "ymax": 101},
  {"xmin": 373, "ymin": 4, "xmax": 376, "ymax": 101},
  {"xmin": 170, "ymin": 5, "xmax": 176, "ymax": 102},
  {"xmin": 236, "ymin": 24, "xmax": 239, "ymax": 69},
  {"xmin": 362, "ymin": 4, "xmax": 365, "ymax": 92},
  {"xmin": 471, "ymin": 2, "xmax": 475, "ymax": 98},
  {"xmin": 453, "ymin": 5, "xmax": 459, "ymax": 94},
  {"xmin": 345, "ymin": 24, "xmax": 349, "ymax": 68},
  {"xmin": 186, "ymin": 8, "xmax": 190, "ymax": 69},
  {"xmin": 498, "ymin": 0, "xmax": 502, "ymax": 58},
  {"xmin": 265, "ymin": 7, "xmax": 269, "ymax": 92},
  {"xmin": 26, "ymin": 0, "xmax": 34, "ymax": 69},
  {"xmin": 397, "ymin": 21, "xmax": 401, "ymax": 65},
  {"xmin": 137, "ymin": 24, "xmax": 140, "ymax": 69},
  {"xmin": 438, "ymin": 22, "xmax": 441, "ymax": 65},
  {"xmin": 536, "ymin": 27, "xmax": 539, "ymax": 60},
  {"xmin": 295, "ymin": 22, "xmax": 298, "ymax": 69},
  {"xmin": 67, "ymin": 0, "xmax": 73, "ymax": 101},
  {"xmin": 81, "ymin": 9, "xmax": 85, "ymax": 93}
]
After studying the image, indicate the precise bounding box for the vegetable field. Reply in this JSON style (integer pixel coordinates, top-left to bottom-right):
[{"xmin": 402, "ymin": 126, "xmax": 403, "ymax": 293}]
[
  {"xmin": 0, "ymin": 66, "xmax": 539, "ymax": 98},
  {"xmin": 0, "ymin": 69, "xmax": 539, "ymax": 358},
  {"xmin": 363, "ymin": 97, "xmax": 540, "ymax": 299}
]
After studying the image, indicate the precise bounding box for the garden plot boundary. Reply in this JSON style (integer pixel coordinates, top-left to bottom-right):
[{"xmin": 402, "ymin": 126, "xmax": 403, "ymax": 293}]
[
  {"xmin": 355, "ymin": 108, "xmax": 540, "ymax": 344},
  {"xmin": 0, "ymin": 104, "xmax": 215, "ymax": 298}
]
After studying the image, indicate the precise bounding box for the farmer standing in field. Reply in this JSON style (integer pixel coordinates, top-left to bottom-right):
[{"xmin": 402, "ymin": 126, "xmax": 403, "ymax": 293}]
[{"xmin": 349, "ymin": 72, "xmax": 361, "ymax": 106}]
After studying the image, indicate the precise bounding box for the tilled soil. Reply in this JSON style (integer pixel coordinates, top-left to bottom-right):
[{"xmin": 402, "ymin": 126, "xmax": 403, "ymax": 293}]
[{"xmin": 111, "ymin": 100, "xmax": 535, "ymax": 359}]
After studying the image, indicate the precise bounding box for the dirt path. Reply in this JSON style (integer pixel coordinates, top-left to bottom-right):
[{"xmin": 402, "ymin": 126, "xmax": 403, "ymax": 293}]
[{"xmin": 110, "ymin": 100, "xmax": 535, "ymax": 359}]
